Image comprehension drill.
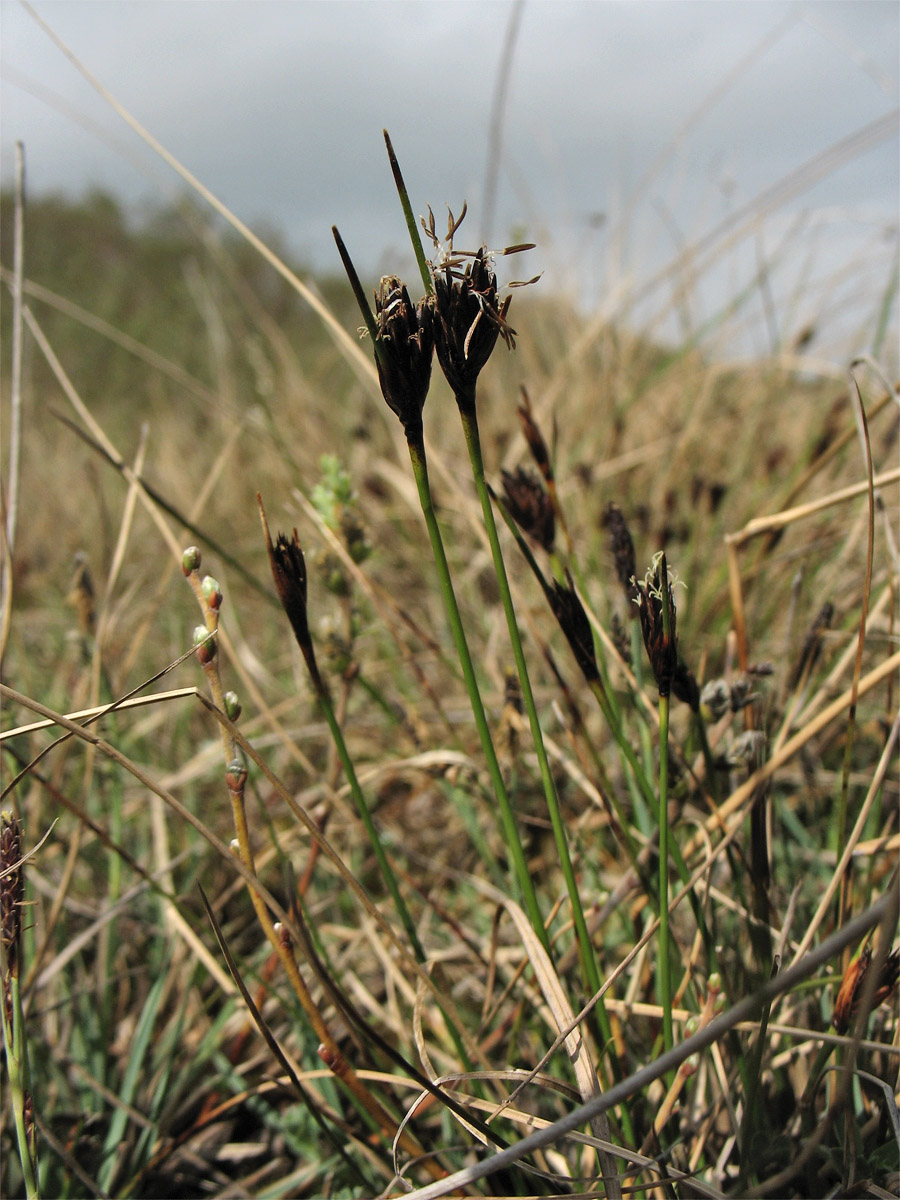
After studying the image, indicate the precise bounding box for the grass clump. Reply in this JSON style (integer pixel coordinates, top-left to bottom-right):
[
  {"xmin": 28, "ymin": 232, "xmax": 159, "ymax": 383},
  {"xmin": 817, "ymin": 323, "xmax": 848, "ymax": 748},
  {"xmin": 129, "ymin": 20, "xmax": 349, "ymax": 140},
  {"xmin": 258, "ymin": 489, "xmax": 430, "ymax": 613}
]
[{"xmin": 1, "ymin": 123, "xmax": 898, "ymax": 1200}]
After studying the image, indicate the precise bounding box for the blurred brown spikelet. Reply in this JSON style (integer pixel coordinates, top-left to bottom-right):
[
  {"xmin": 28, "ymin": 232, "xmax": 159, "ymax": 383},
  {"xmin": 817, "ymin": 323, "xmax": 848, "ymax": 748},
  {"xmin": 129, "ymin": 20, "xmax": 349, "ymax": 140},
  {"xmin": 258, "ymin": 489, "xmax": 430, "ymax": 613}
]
[
  {"xmin": 789, "ymin": 600, "xmax": 834, "ymax": 690},
  {"xmin": 517, "ymin": 387, "xmax": 553, "ymax": 484},
  {"xmin": 67, "ymin": 550, "xmax": 95, "ymax": 636},
  {"xmin": 604, "ymin": 503, "xmax": 637, "ymax": 606},
  {"xmin": 501, "ymin": 466, "xmax": 555, "ymax": 554},
  {"xmin": 832, "ymin": 940, "xmax": 900, "ymax": 1034}
]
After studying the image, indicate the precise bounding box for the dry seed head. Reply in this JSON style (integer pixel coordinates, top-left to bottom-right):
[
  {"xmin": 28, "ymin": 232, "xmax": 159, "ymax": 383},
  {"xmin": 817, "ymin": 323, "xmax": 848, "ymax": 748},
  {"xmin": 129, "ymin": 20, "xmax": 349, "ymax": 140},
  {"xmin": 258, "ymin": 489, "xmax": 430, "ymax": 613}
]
[
  {"xmin": 725, "ymin": 729, "xmax": 767, "ymax": 768},
  {"xmin": 501, "ymin": 466, "xmax": 555, "ymax": 554}
]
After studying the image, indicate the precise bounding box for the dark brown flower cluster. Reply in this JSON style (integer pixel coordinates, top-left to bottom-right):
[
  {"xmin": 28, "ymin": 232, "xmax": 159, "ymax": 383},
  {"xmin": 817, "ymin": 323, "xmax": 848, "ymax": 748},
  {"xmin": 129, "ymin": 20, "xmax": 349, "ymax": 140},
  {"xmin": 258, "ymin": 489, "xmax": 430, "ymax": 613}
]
[
  {"xmin": 258, "ymin": 496, "xmax": 321, "ymax": 688},
  {"xmin": 547, "ymin": 573, "xmax": 600, "ymax": 685},
  {"xmin": 634, "ymin": 554, "xmax": 677, "ymax": 696},
  {"xmin": 501, "ymin": 466, "xmax": 555, "ymax": 554},
  {"xmin": 633, "ymin": 553, "xmax": 698, "ymax": 708},
  {"xmin": 1, "ymin": 811, "xmax": 23, "ymax": 1020},
  {"xmin": 373, "ymin": 275, "xmax": 434, "ymax": 442},
  {"xmin": 604, "ymin": 503, "xmax": 637, "ymax": 605},
  {"xmin": 431, "ymin": 246, "xmax": 516, "ymax": 414}
]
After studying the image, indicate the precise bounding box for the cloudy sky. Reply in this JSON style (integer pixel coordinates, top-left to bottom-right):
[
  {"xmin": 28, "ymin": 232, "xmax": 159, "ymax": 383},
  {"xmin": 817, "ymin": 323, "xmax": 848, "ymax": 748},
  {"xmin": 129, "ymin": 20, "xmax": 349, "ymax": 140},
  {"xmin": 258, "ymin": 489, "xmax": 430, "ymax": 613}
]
[{"xmin": 2, "ymin": 1, "xmax": 898, "ymax": 359}]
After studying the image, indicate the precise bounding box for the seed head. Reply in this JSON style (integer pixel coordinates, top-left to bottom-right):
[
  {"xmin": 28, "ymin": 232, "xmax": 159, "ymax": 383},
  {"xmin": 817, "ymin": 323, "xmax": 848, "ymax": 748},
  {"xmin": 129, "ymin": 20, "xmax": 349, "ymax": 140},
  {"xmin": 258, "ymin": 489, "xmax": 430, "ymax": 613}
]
[
  {"xmin": 373, "ymin": 275, "xmax": 434, "ymax": 441},
  {"xmin": 432, "ymin": 246, "xmax": 515, "ymax": 411},
  {"xmin": 501, "ymin": 467, "xmax": 555, "ymax": 554}
]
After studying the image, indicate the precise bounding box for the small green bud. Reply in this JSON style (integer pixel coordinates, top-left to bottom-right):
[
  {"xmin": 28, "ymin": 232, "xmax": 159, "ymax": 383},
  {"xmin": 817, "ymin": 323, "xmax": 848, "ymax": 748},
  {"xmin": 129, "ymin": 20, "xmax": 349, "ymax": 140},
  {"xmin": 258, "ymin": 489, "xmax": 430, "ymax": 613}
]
[
  {"xmin": 225, "ymin": 759, "xmax": 247, "ymax": 792},
  {"xmin": 223, "ymin": 691, "xmax": 242, "ymax": 721},
  {"xmin": 193, "ymin": 625, "xmax": 217, "ymax": 664},
  {"xmin": 202, "ymin": 575, "xmax": 222, "ymax": 610},
  {"xmin": 182, "ymin": 546, "xmax": 202, "ymax": 575},
  {"xmin": 680, "ymin": 1052, "xmax": 699, "ymax": 1077}
]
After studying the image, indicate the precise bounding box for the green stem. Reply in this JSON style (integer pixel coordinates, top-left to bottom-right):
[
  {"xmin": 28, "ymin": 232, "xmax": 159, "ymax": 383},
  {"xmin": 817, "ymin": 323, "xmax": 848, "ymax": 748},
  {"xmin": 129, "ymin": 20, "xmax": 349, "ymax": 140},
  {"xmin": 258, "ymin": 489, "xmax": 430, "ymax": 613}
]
[
  {"xmin": 307, "ymin": 661, "xmax": 426, "ymax": 965},
  {"xmin": 406, "ymin": 435, "xmax": 548, "ymax": 952},
  {"xmin": 457, "ymin": 409, "xmax": 641, "ymax": 1141},
  {"xmin": 459, "ymin": 413, "xmax": 598, "ymax": 975},
  {"xmin": 1, "ymin": 974, "xmax": 40, "ymax": 1199},
  {"xmin": 658, "ymin": 690, "xmax": 674, "ymax": 1057}
]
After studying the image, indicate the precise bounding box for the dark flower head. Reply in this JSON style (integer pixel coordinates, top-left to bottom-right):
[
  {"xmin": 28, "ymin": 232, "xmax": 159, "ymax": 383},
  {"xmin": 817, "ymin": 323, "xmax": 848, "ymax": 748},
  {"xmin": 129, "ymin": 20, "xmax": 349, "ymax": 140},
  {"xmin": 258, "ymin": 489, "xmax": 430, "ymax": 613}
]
[
  {"xmin": 548, "ymin": 572, "xmax": 600, "ymax": 684},
  {"xmin": 672, "ymin": 660, "xmax": 700, "ymax": 711},
  {"xmin": 501, "ymin": 466, "xmax": 555, "ymax": 554},
  {"xmin": 517, "ymin": 388, "xmax": 553, "ymax": 483},
  {"xmin": 1, "ymin": 811, "xmax": 24, "ymax": 988},
  {"xmin": 258, "ymin": 495, "xmax": 313, "ymax": 665},
  {"xmin": 431, "ymin": 246, "xmax": 515, "ymax": 411},
  {"xmin": 604, "ymin": 503, "xmax": 638, "ymax": 605},
  {"xmin": 633, "ymin": 552, "xmax": 679, "ymax": 697},
  {"xmin": 373, "ymin": 275, "xmax": 434, "ymax": 442}
]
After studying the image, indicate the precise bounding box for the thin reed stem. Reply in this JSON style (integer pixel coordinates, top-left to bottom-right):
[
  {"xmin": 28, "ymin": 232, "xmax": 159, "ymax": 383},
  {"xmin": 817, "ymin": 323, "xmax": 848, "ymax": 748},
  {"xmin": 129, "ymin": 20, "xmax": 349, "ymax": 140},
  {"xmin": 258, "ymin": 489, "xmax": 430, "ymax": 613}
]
[
  {"xmin": 459, "ymin": 406, "xmax": 637, "ymax": 1140},
  {"xmin": 305, "ymin": 660, "xmax": 427, "ymax": 964},
  {"xmin": 406, "ymin": 434, "xmax": 548, "ymax": 950},
  {"xmin": 657, "ymin": 689, "xmax": 674, "ymax": 1056},
  {"xmin": 458, "ymin": 413, "xmax": 606, "ymax": 992}
]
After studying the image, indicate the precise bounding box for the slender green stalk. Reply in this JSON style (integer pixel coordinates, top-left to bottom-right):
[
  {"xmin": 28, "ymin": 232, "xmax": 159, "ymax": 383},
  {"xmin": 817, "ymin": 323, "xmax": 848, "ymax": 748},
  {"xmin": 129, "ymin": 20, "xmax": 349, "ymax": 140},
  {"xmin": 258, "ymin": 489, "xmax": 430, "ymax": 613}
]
[
  {"xmin": 307, "ymin": 662, "xmax": 427, "ymax": 965},
  {"xmin": 459, "ymin": 413, "xmax": 601, "ymax": 981},
  {"xmin": 1, "ymin": 974, "xmax": 39, "ymax": 1199},
  {"xmin": 406, "ymin": 435, "xmax": 548, "ymax": 952},
  {"xmin": 458, "ymin": 409, "xmax": 642, "ymax": 1143},
  {"xmin": 657, "ymin": 690, "xmax": 674, "ymax": 1056},
  {"xmin": 1, "ymin": 811, "xmax": 39, "ymax": 1200}
]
